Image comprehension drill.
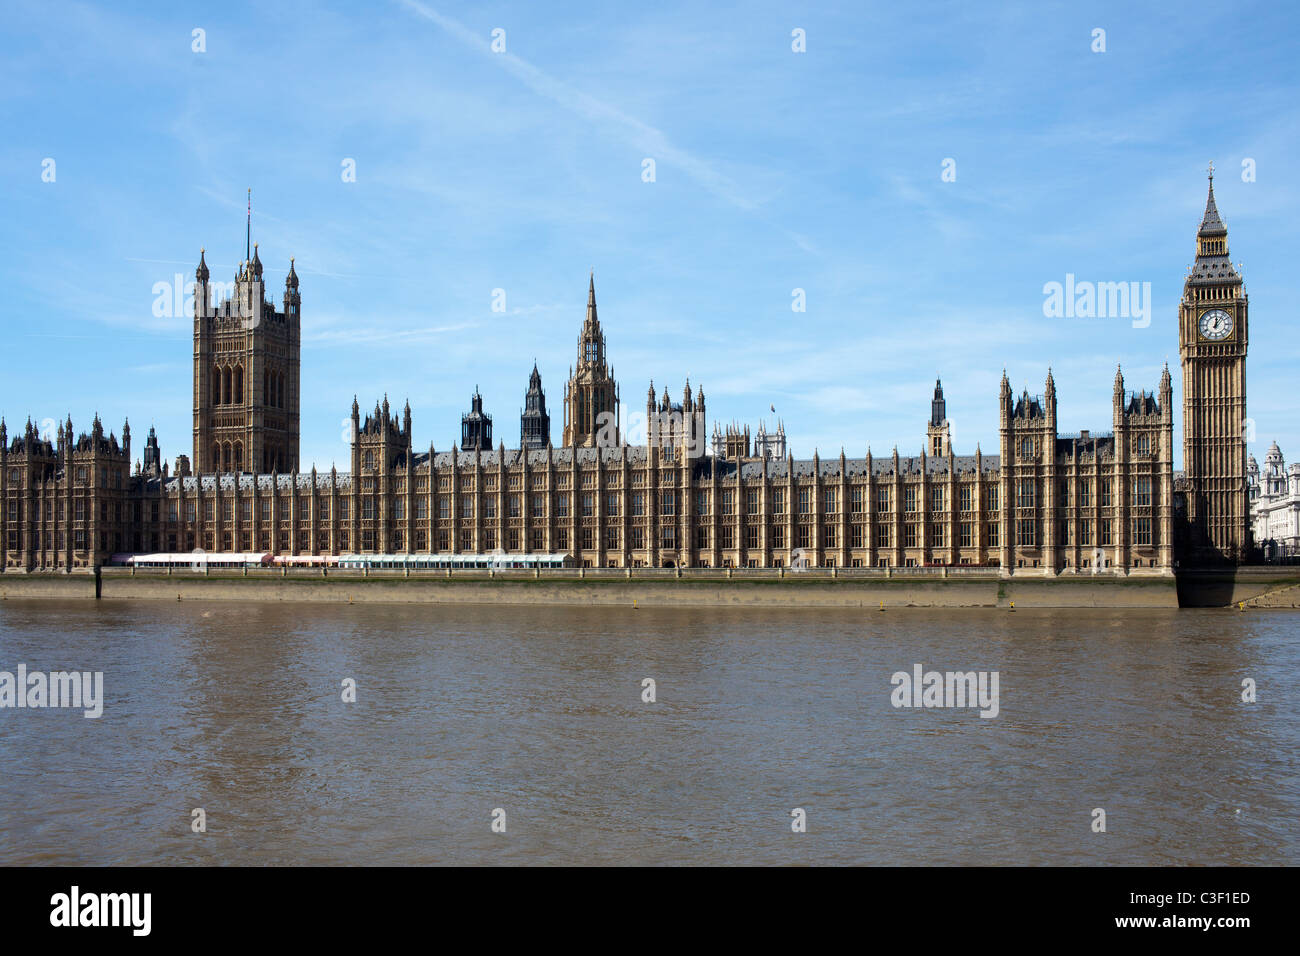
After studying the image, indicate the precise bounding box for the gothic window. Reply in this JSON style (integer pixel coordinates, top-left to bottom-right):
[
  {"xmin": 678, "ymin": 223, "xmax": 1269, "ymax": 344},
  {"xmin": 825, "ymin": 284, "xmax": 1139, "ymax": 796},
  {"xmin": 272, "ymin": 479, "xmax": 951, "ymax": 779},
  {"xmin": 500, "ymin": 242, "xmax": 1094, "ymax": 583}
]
[
  {"xmin": 1133, "ymin": 517, "xmax": 1152, "ymax": 546},
  {"xmin": 1017, "ymin": 479, "xmax": 1036, "ymax": 509},
  {"xmin": 1134, "ymin": 476, "xmax": 1152, "ymax": 507}
]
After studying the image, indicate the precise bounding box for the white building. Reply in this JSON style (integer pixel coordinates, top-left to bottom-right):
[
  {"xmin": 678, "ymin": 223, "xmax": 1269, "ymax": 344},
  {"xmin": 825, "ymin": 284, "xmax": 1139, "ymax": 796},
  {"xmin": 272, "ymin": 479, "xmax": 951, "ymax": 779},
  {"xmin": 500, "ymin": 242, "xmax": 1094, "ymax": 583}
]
[{"xmin": 1249, "ymin": 442, "xmax": 1300, "ymax": 557}]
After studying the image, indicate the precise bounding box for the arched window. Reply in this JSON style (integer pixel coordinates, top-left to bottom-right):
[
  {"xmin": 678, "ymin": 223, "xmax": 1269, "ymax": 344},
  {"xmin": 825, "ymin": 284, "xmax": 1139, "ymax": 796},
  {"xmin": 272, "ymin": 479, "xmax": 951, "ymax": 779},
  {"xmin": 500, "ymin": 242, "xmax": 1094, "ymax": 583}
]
[
  {"xmin": 233, "ymin": 441, "xmax": 243, "ymax": 472},
  {"xmin": 233, "ymin": 367, "xmax": 243, "ymax": 405},
  {"xmin": 212, "ymin": 444, "xmax": 220, "ymax": 470},
  {"xmin": 212, "ymin": 368, "xmax": 221, "ymax": 406}
]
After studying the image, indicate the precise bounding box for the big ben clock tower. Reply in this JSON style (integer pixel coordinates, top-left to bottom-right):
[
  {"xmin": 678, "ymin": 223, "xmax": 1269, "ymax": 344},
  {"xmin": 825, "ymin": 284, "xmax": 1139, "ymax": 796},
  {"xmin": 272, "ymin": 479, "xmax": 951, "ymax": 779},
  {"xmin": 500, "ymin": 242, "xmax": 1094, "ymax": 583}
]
[{"xmin": 1179, "ymin": 166, "xmax": 1250, "ymax": 562}]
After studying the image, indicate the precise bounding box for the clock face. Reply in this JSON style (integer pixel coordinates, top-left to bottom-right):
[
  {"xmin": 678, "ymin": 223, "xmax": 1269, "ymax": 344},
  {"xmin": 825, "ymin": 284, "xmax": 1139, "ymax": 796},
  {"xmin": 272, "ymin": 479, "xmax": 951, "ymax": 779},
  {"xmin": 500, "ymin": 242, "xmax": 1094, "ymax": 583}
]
[{"xmin": 1199, "ymin": 308, "xmax": 1233, "ymax": 341}]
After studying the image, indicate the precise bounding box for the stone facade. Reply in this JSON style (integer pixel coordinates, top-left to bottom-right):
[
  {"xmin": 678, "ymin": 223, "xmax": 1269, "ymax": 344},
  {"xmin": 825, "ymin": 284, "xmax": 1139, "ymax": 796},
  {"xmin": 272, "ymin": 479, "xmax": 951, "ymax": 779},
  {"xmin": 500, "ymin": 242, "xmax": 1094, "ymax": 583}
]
[
  {"xmin": 1248, "ymin": 444, "xmax": 1300, "ymax": 557},
  {"xmin": 1, "ymin": 181, "xmax": 1248, "ymax": 574},
  {"xmin": 0, "ymin": 362, "xmax": 1176, "ymax": 573}
]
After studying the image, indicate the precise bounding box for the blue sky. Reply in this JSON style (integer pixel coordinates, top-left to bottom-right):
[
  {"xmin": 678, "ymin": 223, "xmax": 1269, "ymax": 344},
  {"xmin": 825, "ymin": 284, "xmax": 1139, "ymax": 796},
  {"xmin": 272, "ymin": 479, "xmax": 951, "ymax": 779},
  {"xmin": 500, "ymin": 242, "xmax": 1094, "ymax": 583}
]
[{"xmin": 2, "ymin": 0, "xmax": 1297, "ymax": 472}]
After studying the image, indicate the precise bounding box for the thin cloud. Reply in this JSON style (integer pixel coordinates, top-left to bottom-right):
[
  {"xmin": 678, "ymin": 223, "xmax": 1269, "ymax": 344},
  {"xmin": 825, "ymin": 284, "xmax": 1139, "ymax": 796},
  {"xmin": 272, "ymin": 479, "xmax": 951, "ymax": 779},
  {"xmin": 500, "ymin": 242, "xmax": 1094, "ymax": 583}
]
[{"xmin": 396, "ymin": 0, "xmax": 758, "ymax": 212}]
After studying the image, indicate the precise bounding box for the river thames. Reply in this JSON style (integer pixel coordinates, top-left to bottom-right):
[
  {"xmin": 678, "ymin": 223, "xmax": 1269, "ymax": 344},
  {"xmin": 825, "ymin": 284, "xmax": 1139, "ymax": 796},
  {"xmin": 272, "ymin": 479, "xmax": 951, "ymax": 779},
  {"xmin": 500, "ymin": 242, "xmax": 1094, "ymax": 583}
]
[{"xmin": 1, "ymin": 600, "xmax": 1296, "ymax": 865}]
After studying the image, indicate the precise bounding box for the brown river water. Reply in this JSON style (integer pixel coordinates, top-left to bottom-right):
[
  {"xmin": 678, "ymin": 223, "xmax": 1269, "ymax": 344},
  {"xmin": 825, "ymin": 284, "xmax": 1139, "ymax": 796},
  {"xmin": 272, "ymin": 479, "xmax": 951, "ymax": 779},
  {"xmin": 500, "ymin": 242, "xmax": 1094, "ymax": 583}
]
[{"xmin": 0, "ymin": 599, "xmax": 1296, "ymax": 865}]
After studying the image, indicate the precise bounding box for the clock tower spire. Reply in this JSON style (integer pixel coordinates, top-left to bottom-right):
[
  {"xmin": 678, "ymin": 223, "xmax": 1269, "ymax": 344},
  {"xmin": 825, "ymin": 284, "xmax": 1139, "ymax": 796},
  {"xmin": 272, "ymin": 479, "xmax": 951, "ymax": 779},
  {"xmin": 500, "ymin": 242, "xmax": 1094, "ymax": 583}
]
[{"xmin": 1179, "ymin": 167, "xmax": 1250, "ymax": 562}]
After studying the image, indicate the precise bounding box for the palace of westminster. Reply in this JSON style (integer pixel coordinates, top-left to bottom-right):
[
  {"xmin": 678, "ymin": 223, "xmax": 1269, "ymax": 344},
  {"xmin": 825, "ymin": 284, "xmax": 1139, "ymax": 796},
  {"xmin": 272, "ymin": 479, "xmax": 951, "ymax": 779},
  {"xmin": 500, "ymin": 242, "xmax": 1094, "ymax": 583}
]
[{"xmin": 0, "ymin": 177, "xmax": 1254, "ymax": 573}]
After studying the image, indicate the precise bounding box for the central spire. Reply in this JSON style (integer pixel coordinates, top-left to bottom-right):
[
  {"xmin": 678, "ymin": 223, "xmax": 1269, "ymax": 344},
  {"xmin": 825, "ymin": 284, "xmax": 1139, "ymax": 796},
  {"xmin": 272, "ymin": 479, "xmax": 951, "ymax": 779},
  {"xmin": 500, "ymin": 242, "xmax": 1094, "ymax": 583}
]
[
  {"xmin": 563, "ymin": 272, "xmax": 619, "ymax": 447},
  {"xmin": 585, "ymin": 270, "xmax": 598, "ymax": 330}
]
